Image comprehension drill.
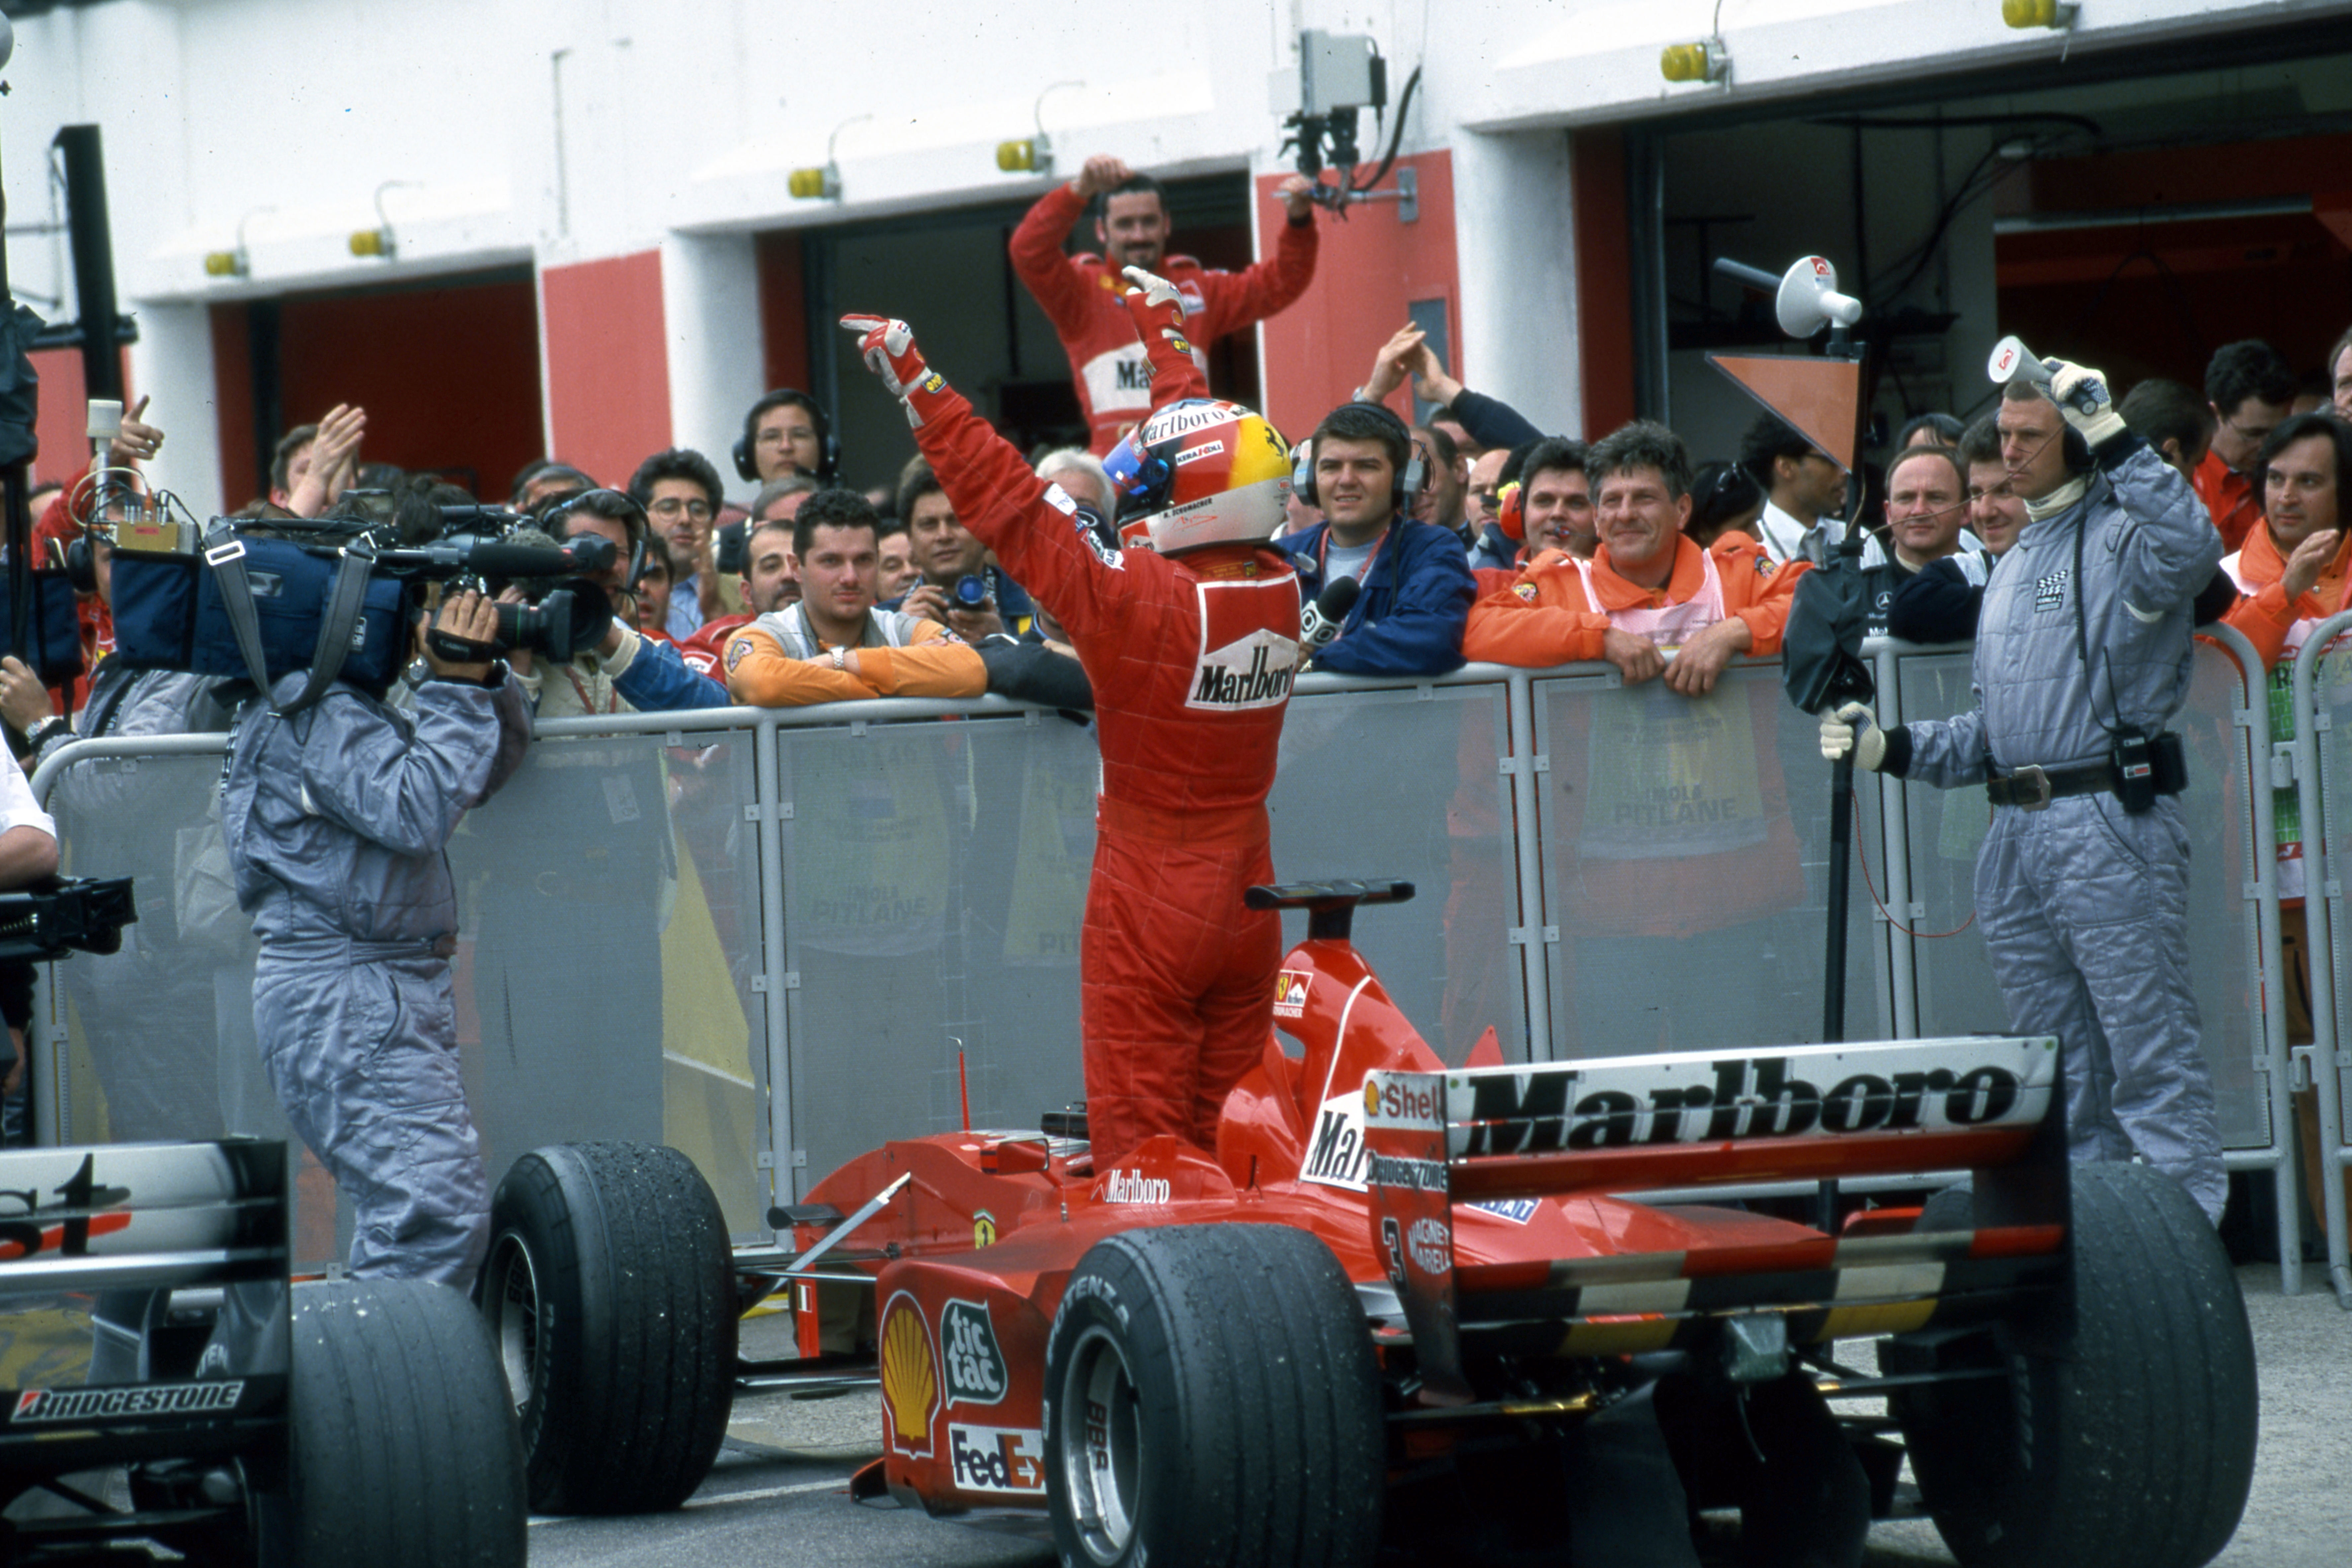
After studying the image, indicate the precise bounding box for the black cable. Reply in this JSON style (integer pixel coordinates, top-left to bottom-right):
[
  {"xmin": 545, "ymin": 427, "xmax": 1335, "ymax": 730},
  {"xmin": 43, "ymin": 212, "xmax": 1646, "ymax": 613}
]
[{"xmin": 1349, "ymin": 66, "xmax": 1421, "ymax": 199}]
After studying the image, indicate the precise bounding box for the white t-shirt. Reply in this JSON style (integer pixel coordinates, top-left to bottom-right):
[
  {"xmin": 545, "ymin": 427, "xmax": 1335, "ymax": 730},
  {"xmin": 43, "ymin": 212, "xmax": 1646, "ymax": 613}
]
[{"xmin": 0, "ymin": 756, "xmax": 56, "ymax": 843}]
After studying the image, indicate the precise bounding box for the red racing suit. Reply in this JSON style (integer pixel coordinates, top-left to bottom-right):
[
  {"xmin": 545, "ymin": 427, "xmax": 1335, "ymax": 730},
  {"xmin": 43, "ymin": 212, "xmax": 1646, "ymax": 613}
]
[
  {"xmin": 897, "ymin": 313, "xmax": 1301, "ymax": 1166},
  {"xmin": 1008, "ymin": 183, "xmax": 1318, "ymax": 456}
]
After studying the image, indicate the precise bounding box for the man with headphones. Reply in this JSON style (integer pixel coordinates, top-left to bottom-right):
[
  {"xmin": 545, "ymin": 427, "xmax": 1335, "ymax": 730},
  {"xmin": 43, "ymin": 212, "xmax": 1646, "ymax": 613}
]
[
  {"xmin": 1277, "ymin": 402, "xmax": 1476, "ymax": 676},
  {"xmin": 733, "ymin": 389, "xmax": 839, "ymax": 490},
  {"xmin": 1823, "ymin": 361, "xmax": 2228, "ymax": 1221}
]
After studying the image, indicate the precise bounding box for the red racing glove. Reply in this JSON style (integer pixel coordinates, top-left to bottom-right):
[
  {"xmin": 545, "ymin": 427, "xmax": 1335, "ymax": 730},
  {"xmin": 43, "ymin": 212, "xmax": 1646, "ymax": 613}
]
[{"xmin": 841, "ymin": 314, "xmax": 941, "ymax": 428}]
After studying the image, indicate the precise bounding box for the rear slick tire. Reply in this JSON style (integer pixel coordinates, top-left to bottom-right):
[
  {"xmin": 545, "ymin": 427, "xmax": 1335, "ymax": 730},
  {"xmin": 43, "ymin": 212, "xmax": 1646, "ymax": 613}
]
[
  {"xmin": 480, "ymin": 1141, "xmax": 738, "ymax": 1514},
  {"xmin": 260, "ymin": 1279, "xmax": 526, "ymax": 1568},
  {"xmin": 1893, "ymin": 1161, "xmax": 2257, "ymax": 1568},
  {"xmin": 1043, "ymin": 1223, "xmax": 1382, "ymax": 1568}
]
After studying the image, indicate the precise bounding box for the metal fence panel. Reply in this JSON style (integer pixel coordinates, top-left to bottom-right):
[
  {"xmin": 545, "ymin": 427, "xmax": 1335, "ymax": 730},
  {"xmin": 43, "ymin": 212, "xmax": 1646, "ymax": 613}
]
[
  {"xmin": 1268, "ymin": 677, "xmax": 1524, "ymax": 1066},
  {"xmin": 1529, "ymin": 662, "xmax": 1888, "ymax": 1060},
  {"xmin": 1893, "ymin": 640, "xmax": 2271, "ymax": 1150},
  {"xmin": 2300, "ymin": 618, "xmax": 2352, "ymax": 1297},
  {"xmin": 779, "ymin": 711, "xmax": 1093, "ymax": 1192}
]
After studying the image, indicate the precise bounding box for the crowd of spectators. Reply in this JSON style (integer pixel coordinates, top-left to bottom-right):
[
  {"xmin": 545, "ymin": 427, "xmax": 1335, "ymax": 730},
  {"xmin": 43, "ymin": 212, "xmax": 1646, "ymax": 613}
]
[{"xmin": 9, "ymin": 148, "xmax": 2352, "ymax": 1234}]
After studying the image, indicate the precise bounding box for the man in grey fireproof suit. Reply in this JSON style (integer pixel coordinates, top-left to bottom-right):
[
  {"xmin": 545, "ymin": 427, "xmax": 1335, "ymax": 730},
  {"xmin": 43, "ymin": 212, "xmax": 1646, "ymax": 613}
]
[
  {"xmin": 222, "ymin": 590, "xmax": 530, "ymax": 1284},
  {"xmin": 1823, "ymin": 361, "xmax": 2228, "ymax": 1220}
]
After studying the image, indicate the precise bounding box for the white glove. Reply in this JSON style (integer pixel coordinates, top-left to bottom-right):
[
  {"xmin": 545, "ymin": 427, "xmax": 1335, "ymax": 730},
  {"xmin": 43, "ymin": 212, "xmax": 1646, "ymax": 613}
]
[
  {"xmin": 2048, "ymin": 359, "xmax": 2127, "ymax": 450},
  {"xmin": 1819, "ymin": 701, "xmax": 1888, "ymax": 771}
]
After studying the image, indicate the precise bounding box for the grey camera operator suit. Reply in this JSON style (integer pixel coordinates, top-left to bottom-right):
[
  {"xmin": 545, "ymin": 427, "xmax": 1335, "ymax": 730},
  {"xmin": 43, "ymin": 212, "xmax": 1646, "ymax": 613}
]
[
  {"xmin": 1824, "ymin": 363, "xmax": 2226, "ymax": 1220},
  {"xmin": 222, "ymin": 650, "xmax": 529, "ymax": 1285}
]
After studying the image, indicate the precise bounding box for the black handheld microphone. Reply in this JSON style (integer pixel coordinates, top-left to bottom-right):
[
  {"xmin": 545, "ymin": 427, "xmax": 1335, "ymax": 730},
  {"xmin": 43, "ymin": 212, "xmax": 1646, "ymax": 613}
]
[{"xmin": 1298, "ymin": 576, "xmax": 1361, "ymax": 653}]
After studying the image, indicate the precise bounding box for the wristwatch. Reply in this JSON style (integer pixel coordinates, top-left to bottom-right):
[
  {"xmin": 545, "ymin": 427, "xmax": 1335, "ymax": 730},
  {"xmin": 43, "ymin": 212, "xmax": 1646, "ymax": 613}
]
[
  {"xmin": 25, "ymin": 716, "xmax": 68, "ymax": 750},
  {"xmin": 830, "ymin": 645, "xmax": 847, "ymax": 671}
]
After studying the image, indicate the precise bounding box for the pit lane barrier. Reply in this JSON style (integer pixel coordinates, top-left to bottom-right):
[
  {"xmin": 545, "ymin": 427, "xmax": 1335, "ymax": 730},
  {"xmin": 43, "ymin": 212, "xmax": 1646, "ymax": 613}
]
[{"xmin": 22, "ymin": 628, "xmax": 2310, "ymax": 1293}]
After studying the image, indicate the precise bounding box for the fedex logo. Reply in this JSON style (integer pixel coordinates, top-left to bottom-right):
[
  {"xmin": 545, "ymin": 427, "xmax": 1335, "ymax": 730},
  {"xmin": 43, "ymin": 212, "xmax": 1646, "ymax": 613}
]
[{"xmin": 949, "ymin": 1423, "xmax": 1045, "ymax": 1496}]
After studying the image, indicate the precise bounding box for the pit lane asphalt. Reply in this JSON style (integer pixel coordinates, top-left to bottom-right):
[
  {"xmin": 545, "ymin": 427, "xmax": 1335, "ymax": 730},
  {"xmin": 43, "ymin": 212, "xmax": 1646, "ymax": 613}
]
[{"xmin": 521, "ymin": 1263, "xmax": 2350, "ymax": 1567}]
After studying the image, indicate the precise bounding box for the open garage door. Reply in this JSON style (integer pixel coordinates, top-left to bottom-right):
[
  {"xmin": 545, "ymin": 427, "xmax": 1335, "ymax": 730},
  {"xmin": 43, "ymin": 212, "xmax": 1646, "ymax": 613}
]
[
  {"xmin": 752, "ymin": 174, "xmax": 1259, "ymax": 499},
  {"xmin": 1632, "ymin": 28, "xmax": 2352, "ymax": 476},
  {"xmin": 208, "ymin": 267, "xmax": 542, "ymax": 508}
]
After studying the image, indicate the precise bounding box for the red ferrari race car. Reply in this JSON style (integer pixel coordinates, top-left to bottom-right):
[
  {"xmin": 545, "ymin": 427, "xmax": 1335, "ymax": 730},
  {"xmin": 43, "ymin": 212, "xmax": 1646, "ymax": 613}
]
[{"xmin": 485, "ymin": 879, "xmax": 2257, "ymax": 1568}]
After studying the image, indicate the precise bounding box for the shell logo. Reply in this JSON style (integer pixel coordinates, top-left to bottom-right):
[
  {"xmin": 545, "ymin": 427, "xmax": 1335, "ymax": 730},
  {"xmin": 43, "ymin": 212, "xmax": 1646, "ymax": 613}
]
[{"xmin": 880, "ymin": 1291, "xmax": 940, "ymax": 1457}]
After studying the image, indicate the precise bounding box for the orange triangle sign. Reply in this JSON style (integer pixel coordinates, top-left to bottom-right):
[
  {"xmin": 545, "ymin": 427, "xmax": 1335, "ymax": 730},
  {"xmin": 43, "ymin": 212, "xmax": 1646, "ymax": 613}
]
[{"xmin": 1707, "ymin": 353, "xmax": 1862, "ymax": 473}]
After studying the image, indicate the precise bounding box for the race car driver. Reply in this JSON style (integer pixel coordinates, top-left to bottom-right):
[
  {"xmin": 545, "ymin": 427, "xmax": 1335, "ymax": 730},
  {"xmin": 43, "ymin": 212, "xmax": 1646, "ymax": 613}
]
[
  {"xmin": 1823, "ymin": 361, "xmax": 2227, "ymax": 1220},
  {"xmin": 1009, "ymin": 154, "xmax": 1319, "ymax": 455},
  {"xmin": 223, "ymin": 590, "xmax": 531, "ymax": 1284},
  {"xmin": 843, "ymin": 267, "xmax": 1300, "ymax": 1168}
]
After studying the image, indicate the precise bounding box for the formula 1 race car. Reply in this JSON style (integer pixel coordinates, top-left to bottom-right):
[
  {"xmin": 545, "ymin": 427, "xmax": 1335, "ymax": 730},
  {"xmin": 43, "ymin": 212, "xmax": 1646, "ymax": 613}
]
[{"xmin": 489, "ymin": 880, "xmax": 2257, "ymax": 1568}]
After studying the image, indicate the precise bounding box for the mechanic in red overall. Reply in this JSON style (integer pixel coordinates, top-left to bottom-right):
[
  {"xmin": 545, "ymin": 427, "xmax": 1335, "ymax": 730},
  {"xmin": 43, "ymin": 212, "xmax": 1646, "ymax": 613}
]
[
  {"xmin": 844, "ymin": 269, "xmax": 1300, "ymax": 1167},
  {"xmin": 1009, "ymin": 156, "xmax": 1319, "ymax": 455}
]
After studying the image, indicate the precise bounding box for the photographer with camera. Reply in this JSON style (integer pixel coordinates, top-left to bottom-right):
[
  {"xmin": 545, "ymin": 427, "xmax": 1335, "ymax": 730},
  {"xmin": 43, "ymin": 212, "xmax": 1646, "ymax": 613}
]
[
  {"xmin": 891, "ymin": 460, "xmax": 1037, "ymax": 641},
  {"xmin": 222, "ymin": 587, "xmax": 528, "ymax": 1286}
]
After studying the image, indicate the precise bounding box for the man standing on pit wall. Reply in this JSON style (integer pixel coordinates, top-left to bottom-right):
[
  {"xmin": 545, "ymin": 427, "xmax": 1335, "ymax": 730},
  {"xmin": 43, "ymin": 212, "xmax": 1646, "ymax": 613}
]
[
  {"xmin": 842, "ymin": 266, "xmax": 1300, "ymax": 1167},
  {"xmin": 1823, "ymin": 360, "xmax": 2227, "ymax": 1220},
  {"xmin": 1011, "ymin": 155, "xmax": 1320, "ymax": 456},
  {"xmin": 222, "ymin": 591, "xmax": 531, "ymax": 1284}
]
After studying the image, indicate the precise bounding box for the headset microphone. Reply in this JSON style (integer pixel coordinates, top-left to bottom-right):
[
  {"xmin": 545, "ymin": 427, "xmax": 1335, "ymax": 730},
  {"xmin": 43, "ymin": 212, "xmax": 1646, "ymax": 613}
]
[{"xmin": 1298, "ymin": 576, "xmax": 1361, "ymax": 653}]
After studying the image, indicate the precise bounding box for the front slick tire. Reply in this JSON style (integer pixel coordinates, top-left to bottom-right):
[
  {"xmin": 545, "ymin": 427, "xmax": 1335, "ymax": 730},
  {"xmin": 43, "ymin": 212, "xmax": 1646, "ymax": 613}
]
[
  {"xmin": 481, "ymin": 1141, "xmax": 738, "ymax": 1514},
  {"xmin": 1893, "ymin": 1161, "xmax": 2257, "ymax": 1568},
  {"xmin": 261, "ymin": 1279, "xmax": 526, "ymax": 1568},
  {"xmin": 1044, "ymin": 1223, "xmax": 1382, "ymax": 1568}
]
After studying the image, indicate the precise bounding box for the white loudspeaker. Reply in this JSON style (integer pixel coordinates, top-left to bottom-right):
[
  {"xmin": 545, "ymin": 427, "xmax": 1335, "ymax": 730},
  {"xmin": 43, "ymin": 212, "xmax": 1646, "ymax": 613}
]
[{"xmin": 1775, "ymin": 256, "xmax": 1864, "ymax": 338}]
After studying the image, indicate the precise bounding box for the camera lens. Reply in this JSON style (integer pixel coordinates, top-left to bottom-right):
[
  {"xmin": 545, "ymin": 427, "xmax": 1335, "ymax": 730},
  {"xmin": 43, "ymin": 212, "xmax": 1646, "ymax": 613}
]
[{"xmin": 954, "ymin": 574, "xmax": 989, "ymax": 608}]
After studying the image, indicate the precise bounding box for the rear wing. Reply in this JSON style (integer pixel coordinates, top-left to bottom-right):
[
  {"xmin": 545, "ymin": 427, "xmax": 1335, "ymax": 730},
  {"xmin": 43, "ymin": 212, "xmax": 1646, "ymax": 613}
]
[{"xmin": 1362, "ymin": 1036, "xmax": 2067, "ymax": 1405}]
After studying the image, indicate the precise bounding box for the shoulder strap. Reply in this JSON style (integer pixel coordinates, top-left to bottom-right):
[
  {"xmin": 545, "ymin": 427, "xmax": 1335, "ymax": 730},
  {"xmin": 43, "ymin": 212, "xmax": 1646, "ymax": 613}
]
[
  {"xmin": 273, "ymin": 539, "xmax": 380, "ymax": 718},
  {"xmin": 201, "ymin": 523, "xmax": 277, "ymax": 702}
]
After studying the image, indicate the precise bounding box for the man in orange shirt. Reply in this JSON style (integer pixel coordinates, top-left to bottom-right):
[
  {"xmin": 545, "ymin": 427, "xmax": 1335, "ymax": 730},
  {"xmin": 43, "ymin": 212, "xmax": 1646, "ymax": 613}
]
[
  {"xmin": 2192, "ymin": 339, "xmax": 2295, "ymax": 552},
  {"xmin": 1464, "ymin": 419, "xmax": 1804, "ymax": 684},
  {"xmin": 1462, "ymin": 420, "xmax": 1809, "ymax": 1056},
  {"xmin": 722, "ymin": 491, "xmax": 984, "ymax": 706}
]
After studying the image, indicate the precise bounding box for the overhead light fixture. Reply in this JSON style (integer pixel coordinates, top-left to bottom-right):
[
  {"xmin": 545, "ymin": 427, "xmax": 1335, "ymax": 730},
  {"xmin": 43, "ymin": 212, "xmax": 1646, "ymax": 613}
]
[
  {"xmin": 998, "ymin": 80, "xmax": 1082, "ymax": 179},
  {"xmin": 205, "ymin": 206, "xmax": 274, "ymax": 279},
  {"xmin": 791, "ymin": 114, "xmax": 870, "ymax": 203},
  {"xmin": 1660, "ymin": 38, "xmax": 1729, "ymax": 85},
  {"xmin": 349, "ymin": 180, "xmax": 418, "ymax": 260},
  {"xmin": 2003, "ymin": 0, "xmax": 2078, "ymax": 26}
]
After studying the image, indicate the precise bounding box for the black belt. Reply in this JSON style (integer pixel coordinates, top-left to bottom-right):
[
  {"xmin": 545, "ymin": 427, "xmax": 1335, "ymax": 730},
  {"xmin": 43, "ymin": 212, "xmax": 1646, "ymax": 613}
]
[{"xmin": 1984, "ymin": 760, "xmax": 2174, "ymax": 810}]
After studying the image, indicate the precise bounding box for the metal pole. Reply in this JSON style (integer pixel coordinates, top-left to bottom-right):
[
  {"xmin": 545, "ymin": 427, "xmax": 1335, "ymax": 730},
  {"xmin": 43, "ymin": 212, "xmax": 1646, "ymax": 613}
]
[{"xmin": 53, "ymin": 125, "xmax": 124, "ymax": 403}]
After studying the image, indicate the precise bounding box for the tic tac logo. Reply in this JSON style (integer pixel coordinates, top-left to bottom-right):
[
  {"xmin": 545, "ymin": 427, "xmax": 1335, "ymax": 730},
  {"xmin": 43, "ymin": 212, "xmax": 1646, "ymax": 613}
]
[
  {"xmin": 949, "ymin": 1423, "xmax": 1045, "ymax": 1495},
  {"xmin": 1272, "ymin": 969, "xmax": 1310, "ymax": 1020},
  {"xmin": 879, "ymin": 1292, "xmax": 939, "ymax": 1458},
  {"xmin": 13, "ymin": 1383, "xmax": 244, "ymax": 1424},
  {"xmin": 940, "ymin": 1300, "xmax": 1008, "ymax": 1409}
]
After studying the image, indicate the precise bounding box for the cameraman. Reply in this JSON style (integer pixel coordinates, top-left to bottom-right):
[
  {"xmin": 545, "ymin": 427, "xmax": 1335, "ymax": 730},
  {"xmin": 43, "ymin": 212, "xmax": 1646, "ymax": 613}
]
[
  {"xmin": 521, "ymin": 489, "xmax": 730, "ymax": 711},
  {"xmin": 222, "ymin": 589, "xmax": 528, "ymax": 1286}
]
